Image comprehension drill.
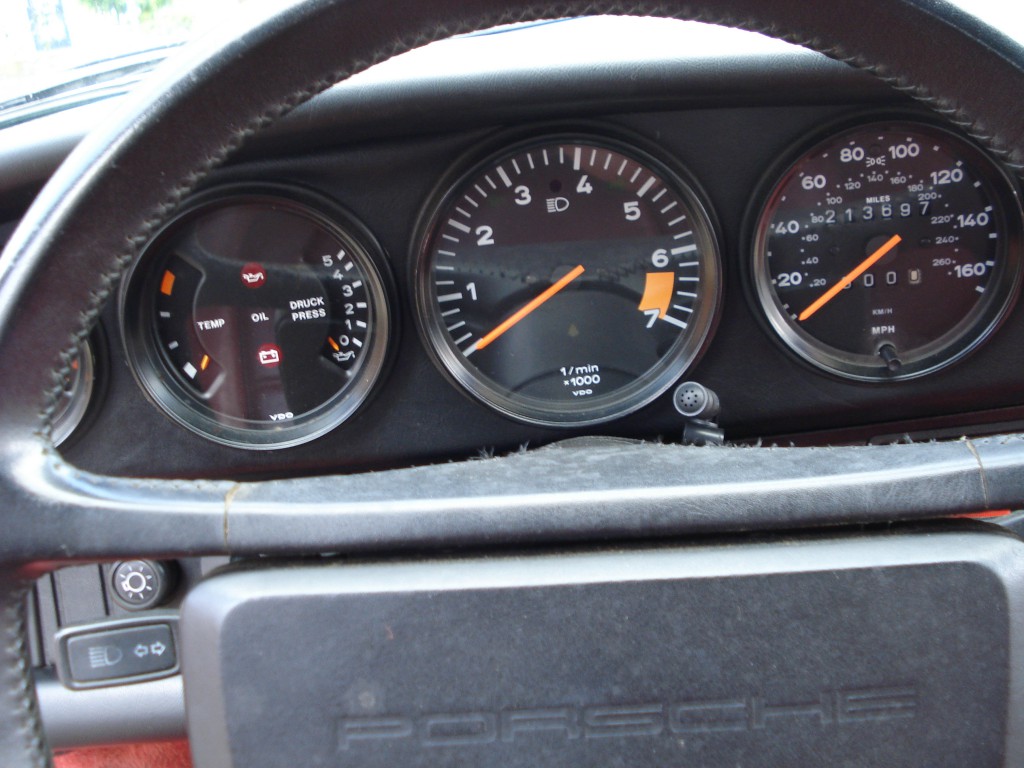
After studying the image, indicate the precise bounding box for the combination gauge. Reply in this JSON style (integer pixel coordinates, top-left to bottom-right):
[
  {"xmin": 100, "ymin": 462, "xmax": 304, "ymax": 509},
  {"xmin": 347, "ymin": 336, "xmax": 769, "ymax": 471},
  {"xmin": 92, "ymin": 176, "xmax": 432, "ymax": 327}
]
[{"xmin": 121, "ymin": 186, "xmax": 392, "ymax": 449}]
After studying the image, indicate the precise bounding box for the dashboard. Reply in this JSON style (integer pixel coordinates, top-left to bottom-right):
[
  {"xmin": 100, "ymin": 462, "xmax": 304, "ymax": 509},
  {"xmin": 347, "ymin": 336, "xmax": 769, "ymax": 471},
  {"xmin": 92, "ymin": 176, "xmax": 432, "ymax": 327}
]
[
  {"xmin": 5, "ymin": 18, "xmax": 1024, "ymax": 481},
  {"xmin": 5, "ymin": 11, "xmax": 1024, "ymax": 764}
]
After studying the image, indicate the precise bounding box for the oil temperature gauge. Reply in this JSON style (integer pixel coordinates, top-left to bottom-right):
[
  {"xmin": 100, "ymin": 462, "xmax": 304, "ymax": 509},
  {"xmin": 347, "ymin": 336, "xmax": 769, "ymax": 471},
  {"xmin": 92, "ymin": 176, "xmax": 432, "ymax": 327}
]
[{"xmin": 122, "ymin": 187, "xmax": 391, "ymax": 449}]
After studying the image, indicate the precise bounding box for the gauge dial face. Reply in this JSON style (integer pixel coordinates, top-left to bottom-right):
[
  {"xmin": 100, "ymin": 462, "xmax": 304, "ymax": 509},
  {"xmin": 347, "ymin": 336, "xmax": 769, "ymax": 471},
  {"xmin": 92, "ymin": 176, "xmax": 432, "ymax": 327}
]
[
  {"xmin": 52, "ymin": 339, "xmax": 95, "ymax": 447},
  {"xmin": 122, "ymin": 189, "xmax": 391, "ymax": 449},
  {"xmin": 416, "ymin": 135, "xmax": 721, "ymax": 426},
  {"xmin": 752, "ymin": 120, "xmax": 1023, "ymax": 381}
]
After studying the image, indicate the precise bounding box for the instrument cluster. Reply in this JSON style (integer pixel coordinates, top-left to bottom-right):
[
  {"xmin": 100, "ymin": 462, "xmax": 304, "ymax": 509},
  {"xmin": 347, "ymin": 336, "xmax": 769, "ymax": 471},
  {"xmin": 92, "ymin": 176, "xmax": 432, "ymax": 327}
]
[{"xmin": 70, "ymin": 116, "xmax": 1024, "ymax": 451}]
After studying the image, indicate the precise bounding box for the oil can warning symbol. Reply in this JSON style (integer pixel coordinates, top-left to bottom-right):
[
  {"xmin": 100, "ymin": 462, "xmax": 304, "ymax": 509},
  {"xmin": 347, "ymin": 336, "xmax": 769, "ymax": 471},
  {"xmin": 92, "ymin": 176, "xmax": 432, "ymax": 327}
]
[{"xmin": 241, "ymin": 263, "xmax": 267, "ymax": 288}]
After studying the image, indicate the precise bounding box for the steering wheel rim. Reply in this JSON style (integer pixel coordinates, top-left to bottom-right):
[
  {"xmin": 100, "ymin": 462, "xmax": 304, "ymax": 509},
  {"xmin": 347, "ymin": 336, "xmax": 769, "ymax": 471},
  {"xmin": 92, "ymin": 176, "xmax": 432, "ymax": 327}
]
[{"xmin": 3, "ymin": 0, "xmax": 1024, "ymax": 763}]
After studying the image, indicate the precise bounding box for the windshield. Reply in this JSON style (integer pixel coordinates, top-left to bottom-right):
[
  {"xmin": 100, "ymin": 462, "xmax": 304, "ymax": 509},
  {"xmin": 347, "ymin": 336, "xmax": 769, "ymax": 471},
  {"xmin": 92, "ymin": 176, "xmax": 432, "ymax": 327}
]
[
  {"xmin": 0, "ymin": 0, "xmax": 271, "ymax": 105},
  {"xmin": 0, "ymin": 0, "xmax": 1021, "ymax": 112}
]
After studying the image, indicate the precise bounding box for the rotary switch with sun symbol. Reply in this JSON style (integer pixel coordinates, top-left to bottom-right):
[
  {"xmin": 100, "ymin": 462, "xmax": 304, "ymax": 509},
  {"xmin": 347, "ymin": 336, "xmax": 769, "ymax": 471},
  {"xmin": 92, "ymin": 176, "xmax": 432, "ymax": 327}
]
[{"xmin": 110, "ymin": 560, "xmax": 176, "ymax": 611}]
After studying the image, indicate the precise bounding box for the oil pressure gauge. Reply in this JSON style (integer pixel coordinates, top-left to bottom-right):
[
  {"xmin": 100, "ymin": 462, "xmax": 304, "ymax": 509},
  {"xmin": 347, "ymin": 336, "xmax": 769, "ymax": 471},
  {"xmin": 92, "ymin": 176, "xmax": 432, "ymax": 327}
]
[
  {"xmin": 122, "ymin": 186, "xmax": 392, "ymax": 449},
  {"xmin": 751, "ymin": 119, "xmax": 1023, "ymax": 381},
  {"xmin": 415, "ymin": 133, "xmax": 721, "ymax": 426}
]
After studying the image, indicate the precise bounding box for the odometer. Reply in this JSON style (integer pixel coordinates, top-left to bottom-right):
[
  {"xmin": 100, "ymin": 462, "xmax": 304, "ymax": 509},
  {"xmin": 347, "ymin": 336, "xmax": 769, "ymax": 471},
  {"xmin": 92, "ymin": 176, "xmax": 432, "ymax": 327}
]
[
  {"xmin": 752, "ymin": 120, "xmax": 1023, "ymax": 381},
  {"xmin": 415, "ymin": 134, "xmax": 721, "ymax": 426}
]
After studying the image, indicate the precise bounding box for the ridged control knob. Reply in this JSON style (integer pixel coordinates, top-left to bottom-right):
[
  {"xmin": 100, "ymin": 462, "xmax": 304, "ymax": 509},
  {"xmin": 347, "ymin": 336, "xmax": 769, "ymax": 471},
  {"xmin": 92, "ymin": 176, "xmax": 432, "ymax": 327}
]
[
  {"xmin": 110, "ymin": 560, "xmax": 173, "ymax": 610},
  {"xmin": 672, "ymin": 381, "xmax": 720, "ymax": 421}
]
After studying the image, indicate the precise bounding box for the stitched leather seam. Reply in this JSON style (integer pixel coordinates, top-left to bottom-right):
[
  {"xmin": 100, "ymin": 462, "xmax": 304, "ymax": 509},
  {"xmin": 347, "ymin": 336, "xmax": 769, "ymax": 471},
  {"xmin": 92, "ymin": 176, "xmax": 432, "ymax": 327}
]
[{"xmin": 2, "ymin": 582, "xmax": 49, "ymax": 768}]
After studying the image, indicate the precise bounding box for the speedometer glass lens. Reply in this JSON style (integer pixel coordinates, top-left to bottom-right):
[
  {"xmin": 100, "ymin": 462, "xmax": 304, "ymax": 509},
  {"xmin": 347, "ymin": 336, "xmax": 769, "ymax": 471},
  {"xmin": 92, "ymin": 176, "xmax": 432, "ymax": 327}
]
[
  {"xmin": 122, "ymin": 187, "xmax": 391, "ymax": 449},
  {"xmin": 416, "ymin": 134, "xmax": 721, "ymax": 426},
  {"xmin": 752, "ymin": 120, "xmax": 1023, "ymax": 381}
]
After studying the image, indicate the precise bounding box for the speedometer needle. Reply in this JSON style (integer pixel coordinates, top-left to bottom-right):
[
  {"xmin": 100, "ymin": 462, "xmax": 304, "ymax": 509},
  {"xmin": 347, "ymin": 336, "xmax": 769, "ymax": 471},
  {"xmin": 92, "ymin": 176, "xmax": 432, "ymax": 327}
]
[
  {"xmin": 798, "ymin": 234, "xmax": 902, "ymax": 322},
  {"xmin": 470, "ymin": 264, "xmax": 585, "ymax": 353}
]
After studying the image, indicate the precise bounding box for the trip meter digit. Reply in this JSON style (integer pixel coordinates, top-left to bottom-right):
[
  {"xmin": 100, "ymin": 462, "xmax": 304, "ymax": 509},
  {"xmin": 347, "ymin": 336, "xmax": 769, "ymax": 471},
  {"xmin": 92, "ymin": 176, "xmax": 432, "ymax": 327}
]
[
  {"xmin": 415, "ymin": 134, "xmax": 721, "ymax": 426},
  {"xmin": 752, "ymin": 120, "xmax": 1023, "ymax": 380},
  {"xmin": 122, "ymin": 186, "xmax": 391, "ymax": 449}
]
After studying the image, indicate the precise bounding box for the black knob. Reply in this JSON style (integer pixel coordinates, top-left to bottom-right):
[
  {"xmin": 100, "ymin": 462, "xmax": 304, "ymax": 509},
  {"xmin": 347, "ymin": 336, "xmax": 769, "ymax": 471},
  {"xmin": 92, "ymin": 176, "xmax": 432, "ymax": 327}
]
[{"xmin": 110, "ymin": 560, "xmax": 173, "ymax": 610}]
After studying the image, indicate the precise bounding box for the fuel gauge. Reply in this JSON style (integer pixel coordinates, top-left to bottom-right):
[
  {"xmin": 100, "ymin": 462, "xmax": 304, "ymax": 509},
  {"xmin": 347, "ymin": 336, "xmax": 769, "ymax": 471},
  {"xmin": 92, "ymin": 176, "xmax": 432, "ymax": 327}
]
[
  {"xmin": 121, "ymin": 186, "xmax": 392, "ymax": 449},
  {"xmin": 51, "ymin": 338, "xmax": 96, "ymax": 446}
]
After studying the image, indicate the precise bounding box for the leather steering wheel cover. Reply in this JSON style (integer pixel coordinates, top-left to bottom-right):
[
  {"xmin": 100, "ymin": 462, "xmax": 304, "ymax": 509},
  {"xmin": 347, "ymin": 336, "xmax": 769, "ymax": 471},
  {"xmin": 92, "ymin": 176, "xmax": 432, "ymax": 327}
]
[{"xmin": 2, "ymin": 0, "xmax": 1024, "ymax": 764}]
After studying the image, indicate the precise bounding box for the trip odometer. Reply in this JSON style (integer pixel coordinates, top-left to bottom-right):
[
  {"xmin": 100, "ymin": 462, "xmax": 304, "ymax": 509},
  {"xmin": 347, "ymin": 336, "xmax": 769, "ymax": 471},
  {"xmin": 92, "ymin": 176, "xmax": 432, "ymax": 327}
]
[
  {"xmin": 416, "ymin": 134, "xmax": 721, "ymax": 426},
  {"xmin": 752, "ymin": 120, "xmax": 1023, "ymax": 381}
]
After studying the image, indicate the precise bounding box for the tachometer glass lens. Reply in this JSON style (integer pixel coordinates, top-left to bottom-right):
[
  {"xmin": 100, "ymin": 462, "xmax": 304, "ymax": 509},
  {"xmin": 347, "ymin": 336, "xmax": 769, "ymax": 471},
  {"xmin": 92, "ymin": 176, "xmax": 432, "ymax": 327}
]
[
  {"xmin": 416, "ymin": 135, "xmax": 721, "ymax": 426},
  {"xmin": 122, "ymin": 189, "xmax": 390, "ymax": 449},
  {"xmin": 752, "ymin": 120, "xmax": 1022, "ymax": 380}
]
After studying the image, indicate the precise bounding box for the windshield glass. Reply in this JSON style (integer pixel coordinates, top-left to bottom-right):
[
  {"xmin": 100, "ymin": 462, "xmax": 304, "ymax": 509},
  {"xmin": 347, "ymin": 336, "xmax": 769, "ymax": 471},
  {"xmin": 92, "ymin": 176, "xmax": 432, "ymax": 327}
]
[
  {"xmin": 0, "ymin": 0, "xmax": 271, "ymax": 104},
  {"xmin": 0, "ymin": 0, "xmax": 1021, "ymax": 108}
]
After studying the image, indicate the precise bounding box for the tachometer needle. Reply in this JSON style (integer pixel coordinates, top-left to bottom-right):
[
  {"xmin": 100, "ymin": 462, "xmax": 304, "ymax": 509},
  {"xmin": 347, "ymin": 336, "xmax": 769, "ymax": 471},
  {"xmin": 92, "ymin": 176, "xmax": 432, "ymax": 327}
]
[
  {"xmin": 798, "ymin": 234, "xmax": 902, "ymax": 322},
  {"xmin": 469, "ymin": 264, "xmax": 585, "ymax": 353}
]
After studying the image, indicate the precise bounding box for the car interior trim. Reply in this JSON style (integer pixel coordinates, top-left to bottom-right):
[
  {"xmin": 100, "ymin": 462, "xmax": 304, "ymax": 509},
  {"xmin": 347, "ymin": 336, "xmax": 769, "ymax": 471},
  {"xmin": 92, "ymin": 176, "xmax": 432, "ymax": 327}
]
[
  {"xmin": 181, "ymin": 526, "xmax": 1024, "ymax": 767},
  {"xmin": 4, "ymin": 1, "xmax": 1024, "ymax": 765}
]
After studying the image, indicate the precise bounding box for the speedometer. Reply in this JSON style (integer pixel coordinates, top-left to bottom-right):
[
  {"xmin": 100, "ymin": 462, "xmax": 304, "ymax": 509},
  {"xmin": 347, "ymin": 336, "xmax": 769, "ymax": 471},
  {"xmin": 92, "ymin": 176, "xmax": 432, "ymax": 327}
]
[
  {"xmin": 415, "ymin": 133, "xmax": 721, "ymax": 426},
  {"xmin": 751, "ymin": 119, "xmax": 1023, "ymax": 381}
]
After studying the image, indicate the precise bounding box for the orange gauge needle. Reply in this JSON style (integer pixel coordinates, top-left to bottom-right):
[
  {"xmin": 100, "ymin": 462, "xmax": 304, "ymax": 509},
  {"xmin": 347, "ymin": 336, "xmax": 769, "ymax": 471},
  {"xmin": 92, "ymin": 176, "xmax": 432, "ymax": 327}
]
[
  {"xmin": 798, "ymin": 234, "xmax": 902, "ymax": 322},
  {"xmin": 470, "ymin": 264, "xmax": 585, "ymax": 354}
]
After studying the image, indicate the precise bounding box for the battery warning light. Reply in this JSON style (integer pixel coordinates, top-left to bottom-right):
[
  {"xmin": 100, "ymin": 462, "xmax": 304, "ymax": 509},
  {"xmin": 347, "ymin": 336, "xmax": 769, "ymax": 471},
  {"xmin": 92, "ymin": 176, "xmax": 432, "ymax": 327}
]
[{"xmin": 257, "ymin": 344, "xmax": 282, "ymax": 368}]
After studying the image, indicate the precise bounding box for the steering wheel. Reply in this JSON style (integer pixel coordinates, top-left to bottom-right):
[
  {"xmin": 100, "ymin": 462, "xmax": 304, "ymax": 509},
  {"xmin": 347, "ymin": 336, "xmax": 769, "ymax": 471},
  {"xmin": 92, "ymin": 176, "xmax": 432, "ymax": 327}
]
[{"xmin": 3, "ymin": 0, "xmax": 1024, "ymax": 764}]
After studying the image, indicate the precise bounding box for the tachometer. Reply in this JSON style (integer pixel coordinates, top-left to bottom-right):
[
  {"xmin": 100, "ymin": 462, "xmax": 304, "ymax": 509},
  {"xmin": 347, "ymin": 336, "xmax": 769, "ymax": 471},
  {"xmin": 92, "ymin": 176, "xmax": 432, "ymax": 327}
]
[
  {"xmin": 415, "ymin": 133, "xmax": 721, "ymax": 426},
  {"xmin": 121, "ymin": 186, "xmax": 392, "ymax": 449},
  {"xmin": 751, "ymin": 119, "xmax": 1023, "ymax": 381}
]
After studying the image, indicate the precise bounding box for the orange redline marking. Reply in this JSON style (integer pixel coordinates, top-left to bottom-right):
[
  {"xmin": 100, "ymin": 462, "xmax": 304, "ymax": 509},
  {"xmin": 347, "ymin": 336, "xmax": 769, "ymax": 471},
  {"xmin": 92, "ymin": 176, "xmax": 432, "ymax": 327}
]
[
  {"xmin": 200, "ymin": 354, "xmax": 210, "ymax": 372},
  {"xmin": 475, "ymin": 264, "xmax": 585, "ymax": 352},
  {"xmin": 328, "ymin": 337, "xmax": 340, "ymax": 352},
  {"xmin": 798, "ymin": 234, "xmax": 902, "ymax": 322},
  {"xmin": 160, "ymin": 270, "xmax": 176, "ymax": 296},
  {"xmin": 952, "ymin": 510, "xmax": 1012, "ymax": 519},
  {"xmin": 638, "ymin": 272, "xmax": 674, "ymax": 319}
]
